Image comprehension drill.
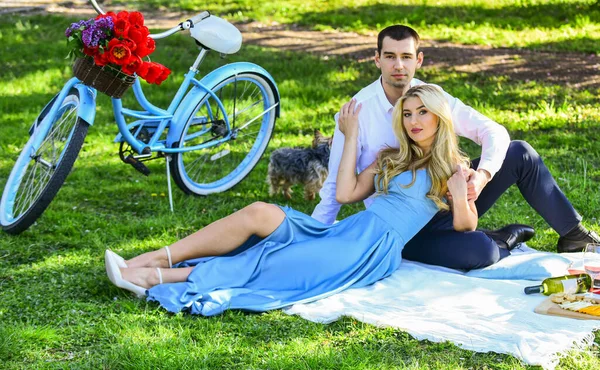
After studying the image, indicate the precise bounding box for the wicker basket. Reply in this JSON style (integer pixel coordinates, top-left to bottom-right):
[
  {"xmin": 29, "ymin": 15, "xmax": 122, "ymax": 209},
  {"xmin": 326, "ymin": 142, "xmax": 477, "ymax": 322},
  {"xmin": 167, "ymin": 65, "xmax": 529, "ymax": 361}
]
[{"xmin": 72, "ymin": 57, "xmax": 135, "ymax": 98}]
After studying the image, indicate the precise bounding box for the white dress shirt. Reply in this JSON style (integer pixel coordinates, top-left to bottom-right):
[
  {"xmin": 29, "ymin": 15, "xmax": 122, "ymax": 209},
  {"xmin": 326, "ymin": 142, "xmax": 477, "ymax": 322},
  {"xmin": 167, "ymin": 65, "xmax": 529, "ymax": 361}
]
[{"xmin": 311, "ymin": 77, "xmax": 511, "ymax": 225}]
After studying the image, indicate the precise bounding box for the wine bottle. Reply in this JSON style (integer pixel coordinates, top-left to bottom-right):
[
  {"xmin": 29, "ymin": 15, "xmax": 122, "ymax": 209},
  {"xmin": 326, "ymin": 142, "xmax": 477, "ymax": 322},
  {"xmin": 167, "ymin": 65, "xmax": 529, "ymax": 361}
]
[{"xmin": 524, "ymin": 273, "xmax": 592, "ymax": 295}]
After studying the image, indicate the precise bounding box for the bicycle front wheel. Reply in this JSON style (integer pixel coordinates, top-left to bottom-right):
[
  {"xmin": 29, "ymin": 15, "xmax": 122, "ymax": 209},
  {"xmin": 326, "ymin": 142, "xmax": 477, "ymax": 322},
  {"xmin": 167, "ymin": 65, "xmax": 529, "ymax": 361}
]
[
  {"xmin": 0, "ymin": 91, "xmax": 89, "ymax": 234},
  {"xmin": 171, "ymin": 72, "xmax": 277, "ymax": 195}
]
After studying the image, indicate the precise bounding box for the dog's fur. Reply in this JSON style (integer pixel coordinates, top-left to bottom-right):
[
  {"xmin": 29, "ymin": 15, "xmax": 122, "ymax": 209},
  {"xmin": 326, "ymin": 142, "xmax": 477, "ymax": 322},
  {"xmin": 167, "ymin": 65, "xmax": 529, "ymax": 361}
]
[{"xmin": 267, "ymin": 130, "xmax": 332, "ymax": 200}]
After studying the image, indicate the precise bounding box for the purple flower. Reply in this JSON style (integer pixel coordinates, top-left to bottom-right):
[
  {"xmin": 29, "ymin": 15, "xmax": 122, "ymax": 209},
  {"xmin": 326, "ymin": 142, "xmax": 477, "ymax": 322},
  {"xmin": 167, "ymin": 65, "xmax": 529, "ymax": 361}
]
[
  {"xmin": 65, "ymin": 20, "xmax": 86, "ymax": 37},
  {"xmin": 93, "ymin": 17, "xmax": 114, "ymax": 43},
  {"xmin": 81, "ymin": 26, "xmax": 96, "ymax": 47},
  {"xmin": 95, "ymin": 16, "xmax": 114, "ymax": 32}
]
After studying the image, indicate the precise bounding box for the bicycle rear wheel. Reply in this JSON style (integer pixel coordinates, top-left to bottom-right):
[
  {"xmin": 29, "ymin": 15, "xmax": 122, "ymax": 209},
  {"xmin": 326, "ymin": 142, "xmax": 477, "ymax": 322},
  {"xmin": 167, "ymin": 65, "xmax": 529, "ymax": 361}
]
[
  {"xmin": 170, "ymin": 72, "xmax": 277, "ymax": 195},
  {"xmin": 0, "ymin": 90, "xmax": 89, "ymax": 234}
]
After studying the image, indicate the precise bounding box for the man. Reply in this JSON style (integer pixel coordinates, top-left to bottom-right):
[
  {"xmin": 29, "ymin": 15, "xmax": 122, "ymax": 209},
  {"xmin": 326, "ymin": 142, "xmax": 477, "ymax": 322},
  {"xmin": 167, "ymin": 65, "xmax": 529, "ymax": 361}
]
[{"xmin": 312, "ymin": 25, "xmax": 599, "ymax": 270}]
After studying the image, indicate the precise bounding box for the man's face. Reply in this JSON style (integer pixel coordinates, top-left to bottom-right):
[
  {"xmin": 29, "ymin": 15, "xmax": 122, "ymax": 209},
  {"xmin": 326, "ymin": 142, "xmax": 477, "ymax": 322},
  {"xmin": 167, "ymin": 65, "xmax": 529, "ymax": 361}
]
[{"xmin": 375, "ymin": 36, "xmax": 423, "ymax": 94}]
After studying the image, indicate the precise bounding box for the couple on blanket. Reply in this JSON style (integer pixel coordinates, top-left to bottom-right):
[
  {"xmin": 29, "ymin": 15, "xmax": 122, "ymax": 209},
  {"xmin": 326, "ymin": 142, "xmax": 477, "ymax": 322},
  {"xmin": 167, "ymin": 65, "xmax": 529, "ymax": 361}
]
[{"xmin": 105, "ymin": 25, "xmax": 599, "ymax": 316}]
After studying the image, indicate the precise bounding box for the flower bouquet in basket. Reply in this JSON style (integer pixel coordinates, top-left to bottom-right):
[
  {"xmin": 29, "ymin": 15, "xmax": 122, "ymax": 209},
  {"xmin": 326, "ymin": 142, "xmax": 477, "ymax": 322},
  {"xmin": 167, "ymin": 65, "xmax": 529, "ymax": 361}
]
[{"xmin": 66, "ymin": 11, "xmax": 171, "ymax": 98}]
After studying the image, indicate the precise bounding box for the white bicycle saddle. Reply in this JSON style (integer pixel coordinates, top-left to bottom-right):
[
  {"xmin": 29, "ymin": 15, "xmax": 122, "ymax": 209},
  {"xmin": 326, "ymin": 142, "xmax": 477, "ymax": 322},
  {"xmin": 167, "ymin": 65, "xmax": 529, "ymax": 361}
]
[{"xmin": 189, "ymin": 15, "xmax": 242, "ymax": 54}]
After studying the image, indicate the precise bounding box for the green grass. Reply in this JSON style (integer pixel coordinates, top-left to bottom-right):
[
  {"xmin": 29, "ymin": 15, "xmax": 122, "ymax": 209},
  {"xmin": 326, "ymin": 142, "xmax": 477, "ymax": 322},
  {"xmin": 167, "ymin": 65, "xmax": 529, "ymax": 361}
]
[
  {"xmin": 113, "ymin": 0, "xmax": 600, "ymax": 53},
  {"xmin": 0, "ymin": 6, "xmax": 599, "ymax": 370}
]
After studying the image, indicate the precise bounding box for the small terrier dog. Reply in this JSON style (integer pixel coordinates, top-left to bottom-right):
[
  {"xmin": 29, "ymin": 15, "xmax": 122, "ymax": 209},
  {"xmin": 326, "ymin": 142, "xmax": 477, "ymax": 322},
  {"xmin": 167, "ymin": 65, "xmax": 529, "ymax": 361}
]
[{"xmin": 267, "ymin": 129, "xmax": 332, "ymax": 200}]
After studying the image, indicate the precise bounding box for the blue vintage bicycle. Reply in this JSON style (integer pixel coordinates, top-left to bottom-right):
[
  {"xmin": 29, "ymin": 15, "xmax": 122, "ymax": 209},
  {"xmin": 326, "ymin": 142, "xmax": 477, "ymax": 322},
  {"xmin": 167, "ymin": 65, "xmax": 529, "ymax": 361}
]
[{"xmin": 0, "ymin": 0, "xmax": 280, "ymax": 234}]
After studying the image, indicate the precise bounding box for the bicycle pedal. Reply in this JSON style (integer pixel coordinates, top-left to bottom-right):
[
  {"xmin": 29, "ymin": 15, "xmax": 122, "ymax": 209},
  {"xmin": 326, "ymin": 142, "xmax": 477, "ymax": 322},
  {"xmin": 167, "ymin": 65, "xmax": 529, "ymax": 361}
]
[{"xmin": 123, "ymin": 155, "xmax": 151, "ymax": 176}]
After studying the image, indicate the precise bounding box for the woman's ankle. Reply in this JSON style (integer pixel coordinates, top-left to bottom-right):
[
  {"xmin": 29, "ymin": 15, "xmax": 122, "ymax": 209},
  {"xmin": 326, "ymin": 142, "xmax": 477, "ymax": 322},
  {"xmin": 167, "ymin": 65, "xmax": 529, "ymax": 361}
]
[
  {"xmin": 121, "ymin": 267, "xmax": 160, "ymax": 289},
  {"xmin": 126, "ymin": 249, "xmax": 169, "ymax": 268}
]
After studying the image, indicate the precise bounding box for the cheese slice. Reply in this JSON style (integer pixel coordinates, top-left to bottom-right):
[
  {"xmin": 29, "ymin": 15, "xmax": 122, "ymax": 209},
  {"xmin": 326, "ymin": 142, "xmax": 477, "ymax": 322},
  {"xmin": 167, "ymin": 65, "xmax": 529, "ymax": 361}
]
[{"xmin": 555, "ymin": 294, "xmax": 600, "ymax": 316}]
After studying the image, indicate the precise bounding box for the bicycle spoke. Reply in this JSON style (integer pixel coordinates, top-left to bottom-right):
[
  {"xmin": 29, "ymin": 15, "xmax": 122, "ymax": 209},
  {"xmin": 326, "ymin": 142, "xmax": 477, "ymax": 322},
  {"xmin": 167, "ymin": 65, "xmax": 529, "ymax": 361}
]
[
  {"xmin": 43, "ymin": 106, "xmax": 77, "ymax": 164},
  {"xmin": 234, "ymin": 129, "xmax": 260, "ymax": 140},
  {"xmin": 229, "ymin": 99, "xmax": 263, "ymax": 120},
  {"xmin": 15, "ymin": 161, "xmax": 52, "ymax": 216},
  {"xmin": 16, "ymin": 162, "xmax": 42, "ymax": 215},
  {"xmin": 22, "ymin": 160, "xmax": 53, "ymax": 206},
  {"xmin": 24, "ymin": 167, "xmax": 51, "ymax": 208},
  {"xmin": 14, "ymin": 164, "xmax": 38, "ymax": 216},
  {"xmin": 186, "ymin": 152, "xmax": 211, "ymax": 175},
  {"xmin": 191, "ymin": 156, "xmax": 219, "ymax": 182}
]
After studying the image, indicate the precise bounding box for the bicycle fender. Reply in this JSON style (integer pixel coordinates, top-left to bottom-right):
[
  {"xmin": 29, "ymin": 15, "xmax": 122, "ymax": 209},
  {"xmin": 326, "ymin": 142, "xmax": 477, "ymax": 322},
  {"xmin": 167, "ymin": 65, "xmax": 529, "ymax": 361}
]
[
  {"xmin": 72, "ymin": 83, "xmax": 97, "ymax": 125},
  {"xmin": 168, "ymin": 62, "xmax": 281, "ymax": 147},
  {"xmin": 28, "ymin": 81, "xmax": 97, "ymax": 136}
]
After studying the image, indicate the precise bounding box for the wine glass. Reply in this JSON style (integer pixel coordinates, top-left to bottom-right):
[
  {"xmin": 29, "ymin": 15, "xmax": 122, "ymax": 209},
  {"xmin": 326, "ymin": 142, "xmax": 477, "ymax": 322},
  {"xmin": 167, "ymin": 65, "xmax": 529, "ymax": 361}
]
[{"xmin": 584, "ymin": 243, "xmax": 600, "ymax": 292}]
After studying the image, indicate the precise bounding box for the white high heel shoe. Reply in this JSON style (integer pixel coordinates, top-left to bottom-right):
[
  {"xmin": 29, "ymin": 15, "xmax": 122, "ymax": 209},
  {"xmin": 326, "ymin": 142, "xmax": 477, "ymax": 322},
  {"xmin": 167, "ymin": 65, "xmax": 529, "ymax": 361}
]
[
  {"xmin": 105, "ymin": 250, "xmax": 146, "ymax": 298},
  {"xmin": 106, "ymin": 250, "xmax": 127, "ymax": 268}
]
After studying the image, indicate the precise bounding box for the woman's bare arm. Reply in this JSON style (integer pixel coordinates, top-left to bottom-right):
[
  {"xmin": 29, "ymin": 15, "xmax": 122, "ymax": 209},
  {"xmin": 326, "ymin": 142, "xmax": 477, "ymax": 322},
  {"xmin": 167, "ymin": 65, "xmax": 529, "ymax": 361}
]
[
  {"xmin": 335, "ymin": 99, "xmax": 376, "ymax": 204},
  {"xmin": 447, "ymin": 165, "xmax": 478, "ymax": 231}
]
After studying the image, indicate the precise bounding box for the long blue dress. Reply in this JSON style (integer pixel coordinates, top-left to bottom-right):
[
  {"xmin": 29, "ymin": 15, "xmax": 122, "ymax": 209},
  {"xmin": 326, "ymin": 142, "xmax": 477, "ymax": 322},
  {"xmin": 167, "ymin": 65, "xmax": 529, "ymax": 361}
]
[{"xmin": 147, "ymin": 169, "xmax": 439, "ymax": 316}]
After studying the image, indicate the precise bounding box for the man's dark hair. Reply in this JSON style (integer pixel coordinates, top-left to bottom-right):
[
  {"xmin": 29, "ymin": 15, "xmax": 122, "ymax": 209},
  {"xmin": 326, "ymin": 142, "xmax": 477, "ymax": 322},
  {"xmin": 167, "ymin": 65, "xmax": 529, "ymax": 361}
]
[{"xmin": 377, "ymin": 25, "xmax": 420, "ymax": 55}]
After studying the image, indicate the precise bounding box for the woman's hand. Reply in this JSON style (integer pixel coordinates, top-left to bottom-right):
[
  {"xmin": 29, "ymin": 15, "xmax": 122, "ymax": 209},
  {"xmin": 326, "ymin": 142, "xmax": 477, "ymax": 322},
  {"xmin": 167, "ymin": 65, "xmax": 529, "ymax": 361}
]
[
  {"xmin": 335, "ymin": 98, "xmax": 374, "ymax": 204},
  {"xmin": 447, "ymin": 164, "xmax": 469, "ymax": 202},
  {"xmin": 448, "ymin": 164, "xmax": 478, "ymax": 231},
  {"xmin": 338, "ymin": 99, "xmax": 362, "ymax": 138}
]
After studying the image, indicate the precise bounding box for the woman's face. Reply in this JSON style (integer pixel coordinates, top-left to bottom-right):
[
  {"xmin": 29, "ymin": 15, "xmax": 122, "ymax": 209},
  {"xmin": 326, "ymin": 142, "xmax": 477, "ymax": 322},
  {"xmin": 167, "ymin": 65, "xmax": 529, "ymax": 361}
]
[{"xmin": 402, "ymin": 96, "xmax": 439, "ymax": 152}]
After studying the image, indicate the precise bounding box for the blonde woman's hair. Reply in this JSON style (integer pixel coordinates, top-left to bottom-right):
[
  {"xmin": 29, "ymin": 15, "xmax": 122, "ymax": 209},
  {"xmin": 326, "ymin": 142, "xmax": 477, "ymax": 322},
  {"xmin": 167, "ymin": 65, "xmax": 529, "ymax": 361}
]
[{"xmin": 375, "ymin": 84, "xmax": 469, "ymax": 210}]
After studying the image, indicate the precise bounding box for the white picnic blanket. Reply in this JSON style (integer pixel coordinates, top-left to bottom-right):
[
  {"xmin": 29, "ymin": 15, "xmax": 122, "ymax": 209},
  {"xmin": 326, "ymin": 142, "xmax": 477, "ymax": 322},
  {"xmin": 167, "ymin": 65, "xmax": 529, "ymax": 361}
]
[{"xmin": 283, "ymin": 246, "xmax": 600, "ymax": 369}]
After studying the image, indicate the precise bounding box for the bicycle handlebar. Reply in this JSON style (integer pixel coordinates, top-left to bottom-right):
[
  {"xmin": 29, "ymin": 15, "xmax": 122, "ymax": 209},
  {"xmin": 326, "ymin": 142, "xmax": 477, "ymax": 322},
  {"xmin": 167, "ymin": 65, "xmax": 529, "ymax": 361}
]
[
  {"xmin": 89, "ymin": 0, "xmax": 104, "ymax": 15},
  {"xmin": 87, "ymin": 0, "xmax": 210, "ymax": 40}
]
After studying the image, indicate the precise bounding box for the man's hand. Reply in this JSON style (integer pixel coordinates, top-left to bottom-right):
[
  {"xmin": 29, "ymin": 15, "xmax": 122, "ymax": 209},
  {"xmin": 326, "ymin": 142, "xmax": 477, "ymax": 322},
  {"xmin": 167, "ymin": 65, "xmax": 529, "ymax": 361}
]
[
  {"xmin": 446, "ymin": 167, "xmax": 490, "ymax": 202},
  {"xmin": 447, "ymin": 165, "xmax": 469, "ymax": 202},
  {"xmin": 466, "ymin": 169, "xmax": 490, "ymax": 201}
]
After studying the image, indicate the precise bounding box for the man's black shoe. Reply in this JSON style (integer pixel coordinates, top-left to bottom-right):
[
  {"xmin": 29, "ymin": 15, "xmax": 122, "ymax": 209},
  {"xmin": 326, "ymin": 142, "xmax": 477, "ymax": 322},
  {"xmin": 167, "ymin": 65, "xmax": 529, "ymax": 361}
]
[
  {"xmin": 557, "ymin": 230, "xmax": 600, "ymax": 253},
  {"xmin": 484, "ymin": 224, "xmax": 535, "ymax": 251}
]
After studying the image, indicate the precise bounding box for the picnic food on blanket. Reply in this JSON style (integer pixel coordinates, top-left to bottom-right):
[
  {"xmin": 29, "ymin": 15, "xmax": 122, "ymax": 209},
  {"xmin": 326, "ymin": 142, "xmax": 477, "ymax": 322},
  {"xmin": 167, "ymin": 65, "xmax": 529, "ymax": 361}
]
[
  {"xmin": 524, "ymin": 273, "xmax": 592, "ymax": 295},
  {"xmin": 550, "ymin": 292, "xmax": 600, "ymax": 316}
]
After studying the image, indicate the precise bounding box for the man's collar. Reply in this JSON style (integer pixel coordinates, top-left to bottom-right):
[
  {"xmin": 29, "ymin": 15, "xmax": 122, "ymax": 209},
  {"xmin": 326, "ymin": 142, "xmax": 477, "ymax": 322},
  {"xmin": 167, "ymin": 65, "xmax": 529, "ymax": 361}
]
[
  {"xmin": 376, "ymin": 77, "xmax": 395, "ymax": 113},
  {"xmin": 377, "ymin": 76, "xmax": 419, "ymax": 112}
]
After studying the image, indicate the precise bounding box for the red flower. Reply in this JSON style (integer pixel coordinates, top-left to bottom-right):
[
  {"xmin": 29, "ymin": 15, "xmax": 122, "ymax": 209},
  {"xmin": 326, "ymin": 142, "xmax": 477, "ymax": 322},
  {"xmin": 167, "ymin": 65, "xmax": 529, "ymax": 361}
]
[
  {"xmin": 136, "ymin": 36, "xmax": 156, "ymax": 58},
  {"xmin": 122, "ymin": 55, "xmax": 143, "ymax": 75},
  {"xmin": 137, "ymin": 61, "xmax": 156, "ymax": 82},
  {"xmin": 121, "ymin": 37, "xmax": 137, "ymax": 52},
  {"xmin": 155, "ymin": 65, "xmax": 171, "ymax": 85},
  {"xmin": 83, "ymin": 46, "xmax": 99, "ymax": 57},
  {"xmin": 96, "ymin": 11, "xmax": 116, "ymax": 23},
  {"xmin": 94, "ymin": 51, "xmax": 110, "ymax": 66},
  {"xmin": 127, "ymin": 25, "xmax": 150, "ymax": 47},
  {"xmin": 128, "ymin": 11, "xmax": 145, "ymax": 27},
  {"xmin": 135, "ymin": 62, "xmax": 150, "ymax": 82},
  {"xmin": 114, "ymin": 18, "xmax": 130, "ymax": 38},
  {"xmin": 137, "ymin": 62, "xmax": 171, "ymax": 85},
  {"xmin": 116, "ymin": 11, "xmax": 129, "ymax": 20},
  {"xmin": 107, "ymin": 38, "xmax": 132, "ymax": 65},
  {"xmin": 137, "ymin": 62, "xmax": 158, "ymax": 84}
]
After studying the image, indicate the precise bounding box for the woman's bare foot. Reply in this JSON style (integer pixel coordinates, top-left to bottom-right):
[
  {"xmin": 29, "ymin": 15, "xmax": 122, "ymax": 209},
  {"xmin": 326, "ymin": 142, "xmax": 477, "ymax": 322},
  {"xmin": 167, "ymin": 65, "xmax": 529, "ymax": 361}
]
[
  {"xmin": 126, "ymin": 247, "xmax": 171, "ymax": 269},
  {"xmin": 121, "ymin": 267, "xmax": 161, "ymax": 289}
]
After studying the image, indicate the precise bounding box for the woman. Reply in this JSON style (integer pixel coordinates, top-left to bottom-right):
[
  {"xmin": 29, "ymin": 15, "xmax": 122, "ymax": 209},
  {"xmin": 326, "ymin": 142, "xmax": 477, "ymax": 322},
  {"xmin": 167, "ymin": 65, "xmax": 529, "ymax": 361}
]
[{"xmin": 106, "ymin": 84, "xmax": 473, "ymax": 316}]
